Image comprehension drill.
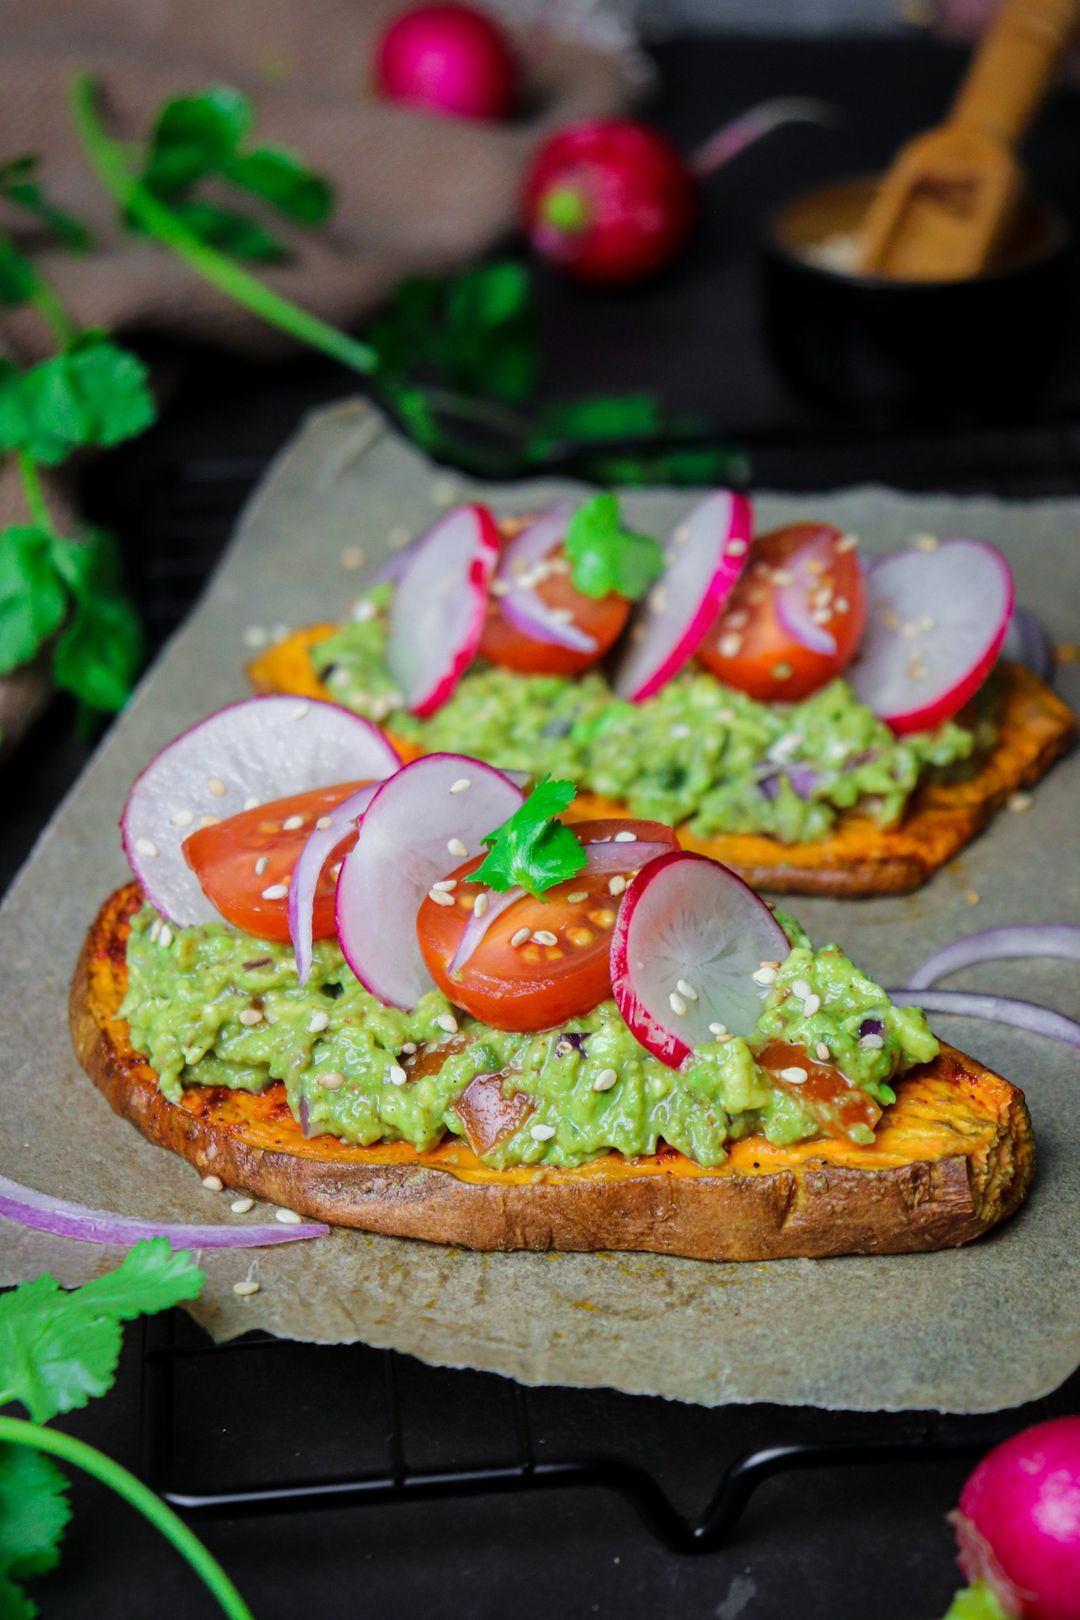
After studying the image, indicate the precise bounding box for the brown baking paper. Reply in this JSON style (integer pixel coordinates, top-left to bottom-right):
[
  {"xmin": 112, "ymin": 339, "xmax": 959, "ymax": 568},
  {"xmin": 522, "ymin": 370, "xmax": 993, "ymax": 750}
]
[{"xmin": 2, "ymin": 401, "xmax": 1078, "ymax": 1412}]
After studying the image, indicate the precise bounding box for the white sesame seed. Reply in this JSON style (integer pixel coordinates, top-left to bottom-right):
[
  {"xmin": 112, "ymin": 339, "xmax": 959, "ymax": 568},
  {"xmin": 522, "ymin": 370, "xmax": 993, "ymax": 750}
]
[
  {"xmin": 1008, "ymin": 792, "xmax": 1033, "ymax": 812},
  {"xmin": 428, "ymin": 888, "xmax": 455, "ymax": 907},
  {"xmin": 207, "ymin": 776, "xmax": 227, "ymax": 798},
  {"xmin": 170, "ymin": 810, "xmax": 194, "ymax": 828},
  {"xmin": 771, "ymin": 569, "xmax": 794, "ymax": 586},
  {"xmin": 432, "ymin": 878, "xmax": 458, "ymax": 892},
  {"xmin": 860, "ymin": 1032, "xmax": 884, "ymax": 1050},
  {"xmin": 387, "ymin": 1064, "xmax": 407, "ymax": 1086},
  {"xmin": 511, "ymin": 927, "xmax": 531, "ymax": 948},
  {"xmin": 708, "ymin": 1022, "xmax": 728, "ymax": 1037},
  {"xmin": 673, "ymin": 523, "xmax": 690, "ymax": 544},
  {"xmin": 726, "ymin": 537, "xmax": 749, "ymax": 556},
  {"xmin": 592, "ymin": 1068, "xmax": 618, "ymax": 1092},
  {"xmin": 792, "ymin": 979, "xmax": 813, "ymax": 1001},
  {"xmin": 243, "ymin": 625, "xmax": 268, "ymax": 648},
  {"xmin": 255, "ymin": 855, "xmax": 269, "ymax": 876},
  {"xmin": 815, "ymin": 1042, "xmax": 830, "ymax": 1061},
  {"xmin": 352, "ymin": 599, "xmax": 377, "ymax": 623},
  {"xmin": 803, "ymin": 994, "xmax": 822, "ymax": 1016},
  {"xmin": 159, "ymin": 925, "xmax": 174, "ymax": 948},
  {"xmin": 401, "ymin": 1041, "xmax": 417, "ymax": 1055},
  {"xmin": 670, "ymin": 724, "xmax": 690, "ymax": 741},
  {"xmin": 676, "ymin": 979, "xmax": 699, "ymax": 1002},
  {"xmin": 668, "ymin": 991, "xmax": 688, "ymax": 1016},
  {"xmin": 718, "ymin": 633, "xmax": 743, "ymax": 659},
  {"xmin": 614, "ymin": 830, "xmax": 636, "ymax": 843},
  {"xmin": 319, "ymin": 1071, "xmax": 346, "ymax": 1090},
  {"xmin": 533, "ymin": 929, "xmax": 558, "ymax": 947},
  {"xmin": 201, "ymin": 1174, "xmax": 224, "ymax": 1191},
  {"xmin": 566, "ymin": 891, "xmax": 589, "ymax": 904},
  {"xmin": 837, "ymin": 533, "xmax": 859, "ymax": 552},
  {"xmin": 308, "ymin": 1011, "xmax": 330, "ymax": 1035},
  {"xmin": 315, "ymin": 815, "xmax": 332, "ymax": 831},
  {"xmin": 913, "ymin": 533, "xmax": 939, "ymax": 551},
  {"xmin": 650, "ymin": 585, "xmax": 668, "ymax": 614},
  {"xmin": 834, "ymin": 596, "xmax": 850, "ymax": 614},
  {"xmin": 291, "ymin": 703, "xmax": 310, "ymax": 720},
  {"xmin": 489, "ymin": 579, "xmax": 510, "ymax": 597},
  {"xmin": 135, "ymin": 837, "xmax": 159, "ymax": 858},
  {"xmin": 150, "ymin": 919, "xmax": 161, "ymax": 942},
  {"xmin": 436, "ymin": 1013, "xmax": 459, "ymax": 1034},
  {"xmin": 608, "ymin": 875, "xmax": 627, "ymax": 896},
  {"xmin": 342, "ymin": 545, "xmax": 366, "ymax": 570},
  {"xmin": 243, "ymin": 796, "xmax": 261, "ymax": 811},
  {"xmin": 261, "ymin": 884, "xmax": 288, "ymax": 901},
  {"xmin": 726, "ymin": 609, "xmax": 749, "ymax": 630},
  {"xmin": 474, "ymin": 891, "xmax": 489, "ymax": 917},
  {"xmin": 752, "ymin": 965, "xmax": 777, "ymax": 985},
  {"xmin": 233, "ymin": 1278, "xmax": 261, "ymax": 1297},
  {"xmin": 282, "ymin": 814, "xmax": 304, "ymax": 831},
  {"xmin": 275, "ymin": 1208, "xmax": 303, "ymax": 1224},
  {"xmin": 449, "ymin": 777, "xmax": 472, "ymax": 794},
  {"xmin": 447, "ymin": 837, "xmax": 468, "ymax": 858},
  {"xmin": 779, "ymin": 1066, "xmax": 808, "ymax": 1084},
  {"xmin": 530, "ymin": 1123, "xmax": 556, "ymax": 1142},
  {"xmin": 231, "ymin": 1197, "xmax": 254, "ymax": 1214},
  {"xmin": 238, "ymin": 1008, "xmax": 263, "ymax": 1026}
]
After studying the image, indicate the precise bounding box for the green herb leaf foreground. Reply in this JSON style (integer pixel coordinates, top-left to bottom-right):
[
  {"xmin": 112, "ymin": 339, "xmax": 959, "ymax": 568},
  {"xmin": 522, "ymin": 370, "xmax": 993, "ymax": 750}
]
[
  {"xmin": 0, "ymin": 155, "xmax": 92, "ymax": 252},
  {"xmin": 0, "ymin": 1239, "xmax": 203, "ymax": 1424},
  {"xmin": 0, "ymin": 1444, "xmax": 71, "ymax": 1615},
  {"xmin": 0, "ymin": 338, "xmax": 154, "ymax": 466},
  {"xmin": 473, "ymin": 776, "xmax": 588, "ymax": 899},
  {"xmin": 564, "ymin": 492, "xmax": 664, "ymax": 601}
]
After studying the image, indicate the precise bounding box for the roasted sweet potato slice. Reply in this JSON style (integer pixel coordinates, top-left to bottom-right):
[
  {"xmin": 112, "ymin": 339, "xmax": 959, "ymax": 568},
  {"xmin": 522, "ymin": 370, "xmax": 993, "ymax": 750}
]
[{"xmin": 71, "ymin": 884, "xmax": 1035, "ymax": 1261}]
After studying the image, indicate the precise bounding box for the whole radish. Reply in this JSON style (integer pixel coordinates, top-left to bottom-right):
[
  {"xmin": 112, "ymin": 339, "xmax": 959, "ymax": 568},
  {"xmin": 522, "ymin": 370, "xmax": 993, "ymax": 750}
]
[
  {"xmin": 947, "ymin": 1417, "xmax": 1080, "ymax": 1620},
  {"xmin": 374, "ymin": 3, "xmax": 518, "ymax": 121}
]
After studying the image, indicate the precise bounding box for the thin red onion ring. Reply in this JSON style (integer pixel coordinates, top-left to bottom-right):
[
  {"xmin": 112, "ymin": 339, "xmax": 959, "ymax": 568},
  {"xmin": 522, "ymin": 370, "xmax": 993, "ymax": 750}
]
[
  {"xmin": 0, "ymin": 1175, "xmax": 328, "ymax": 1247},
  {"xmin": 496, "ymin": 503, "xmax": 598, "ymax": 654},
  {"xmin": 448, "ymin": 885, "xmax": 525, "ymax": 975},
  {"xmin": 906, "ymin": 925, "xmax": 1080, "ymax": 991},
  {"xmin": 773, "ymin": 534, "xmax": 838, "ymax": 657},
  {"xmin": 288, "ymin": 782, "xmax": 380, "ymax": 985},
  {"xmin": 888, "ymin": 988, "xmax": 1080, "ymax": 1049}
]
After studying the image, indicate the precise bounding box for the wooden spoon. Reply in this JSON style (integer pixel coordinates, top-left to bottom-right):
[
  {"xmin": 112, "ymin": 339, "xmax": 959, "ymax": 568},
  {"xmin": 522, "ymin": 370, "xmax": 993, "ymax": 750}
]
[{"xmin": 859, "ymin": 0, "xmax": 1079, "ymax": 281}]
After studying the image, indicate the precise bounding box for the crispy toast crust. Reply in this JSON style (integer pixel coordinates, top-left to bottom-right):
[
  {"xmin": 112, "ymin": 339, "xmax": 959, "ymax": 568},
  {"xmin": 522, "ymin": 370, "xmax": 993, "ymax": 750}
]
[
  {"xmin": 71, "ymin": 884, "xmax": 1036, "ymax": 1260},
  {"xmin": 249, "ymin": 629, "xmax": 1075, "ymax": 896}
]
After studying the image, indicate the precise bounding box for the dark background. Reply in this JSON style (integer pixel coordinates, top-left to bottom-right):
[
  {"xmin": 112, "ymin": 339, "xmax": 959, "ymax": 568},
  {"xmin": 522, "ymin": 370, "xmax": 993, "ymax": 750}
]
[{"xmin": 4, "ymin": 33, "xmax": 1079, "ymax": 1619}]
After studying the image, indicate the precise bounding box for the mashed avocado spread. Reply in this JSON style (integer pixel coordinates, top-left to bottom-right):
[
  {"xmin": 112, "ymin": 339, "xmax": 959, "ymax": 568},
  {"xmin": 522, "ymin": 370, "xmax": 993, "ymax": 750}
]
[
  {"xmin": 311, "ymin": 583, "xmax": 984, "ymax": 845},
  {"xmin": 121, "ymin": 906, "xmax": 938, "ymax": 1170}
]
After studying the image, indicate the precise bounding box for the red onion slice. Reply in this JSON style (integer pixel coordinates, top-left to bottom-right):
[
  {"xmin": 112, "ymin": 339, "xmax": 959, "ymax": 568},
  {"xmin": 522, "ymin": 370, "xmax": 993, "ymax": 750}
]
[
  {"xmin": 848, "ymin": 540, "xmax": 1014, "ymax": 735},
  {"xmin": 387, "ymin": 504, "xmax": 500, "ymax": 716},
  {"xmin": 496, "ymin": 503, "xmax": 598, "ymax": 653},
  {"xmin": 447, "ymin": 885, "xmax": 525, "ymax": 975},
  {"xmin": 335, "ymin": 753, "xmax": 523, "ymax": 1008},
  {"xmin": 888, "ymin": 989, "xmax": 1080, "ymax": 1050},
  {"xmin": 906, "ymin": 925, "xmax": 1080, "ymax": 991},
  {"xmin": 288, "ymin": 782, "xmax": 380, "ymax": 985},
  {"xmin": 121, "ymin": 696, "xmax": 402, "ymax": 926},
  {"xmin": 774, "ymin": 532, "xmax": 839, "ymax": 657},
  {"xmin": 1000, "ymin": 605, "xmax": 1055, "ymax": 683},
  {"xmin": 613, "ymin": 490, "xmax": 753, "ymax": 703},
  {"xmin": 581, "ymin": 838, "xmax": 673, "ymax": 874},
  {"xmin": 0, "ymin": 1174, "xmax": 328, "ymax": 1247},
  {"xmin": 611, "ymin": 850, "xmax": 790, "ymax": 1068}
]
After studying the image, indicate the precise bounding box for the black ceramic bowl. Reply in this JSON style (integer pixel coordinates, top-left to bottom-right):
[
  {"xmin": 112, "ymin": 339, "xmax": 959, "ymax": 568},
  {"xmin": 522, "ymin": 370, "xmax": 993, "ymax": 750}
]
[{"xmin": 762, "ymin": 177, "xmax": 1071, "ymax": 423}]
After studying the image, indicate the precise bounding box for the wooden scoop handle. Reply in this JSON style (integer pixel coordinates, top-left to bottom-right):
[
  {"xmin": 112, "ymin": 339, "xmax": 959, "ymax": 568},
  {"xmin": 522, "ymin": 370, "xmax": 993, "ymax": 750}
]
[{"xmin": 951, "ymin": 0, "xmax": 1080, "ymax": 147}]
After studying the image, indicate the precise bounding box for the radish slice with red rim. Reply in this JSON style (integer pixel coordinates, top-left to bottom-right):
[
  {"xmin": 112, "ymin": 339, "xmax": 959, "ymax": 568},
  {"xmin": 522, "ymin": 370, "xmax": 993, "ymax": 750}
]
[
  {"xmin": 496, "ymin": 502, "xmax": 597, "ymax": 653},
  {"xmin": 121, "ymin": 696, "xmax": 401, "ymax": 926},
  {"xmin": 288, "ymin": 782, "xmax": 380, "ymax": 985},
  {"xmin": 335, "ymin": 753, "xmax": 523, "ymax": 1008},
  {"xmin": 0, "ymin": 1174, "xmax": 328, "ymax": 1247},
  {"xmin": 613, "ymin": 490, "xmax": 753, "ymax": 702},
  {"xmin": 848, "ymin": 539, "xmax": 1014, "ymax": 735},
  {"xmin": 387, "ymin": 504, "xmax": 500, "ymax": 716},
  {"xmin": 610, "ymin": 849, "xmax": 791, "ymax": 1068}
]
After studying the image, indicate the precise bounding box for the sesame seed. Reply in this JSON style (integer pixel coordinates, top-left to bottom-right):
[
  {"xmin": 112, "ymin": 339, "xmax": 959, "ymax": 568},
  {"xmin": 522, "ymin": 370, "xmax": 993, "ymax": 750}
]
[
  {"xmin": 231, "ymin": 1197, "xmax": 254, "ymax": 1214},
  {"xmin": 726, "ymin": 609, "xmax": 749, "ymax": 630},
  {"xmin": 608, "ymin": 875, "xmax": 627, "ymax": 896},
  {"xmin": 238, "ymin": 1008, "xmax": 263, "ymax": 1026},
  {"xmin": 428, "ymin": 888, "xmax": 455, "ymax": 907},
  {"xmin": 170, "ymin": 809, "xmax": 194, "ymax": 828},
  {"xmin": 920, "ymin": 616, "xmax": 936, "ymax": 632},
  {"xmin": 159, "ymin": 925, "xmax": 174, "ymax": 948},
  {"xmin": 803, "ymin": 993, "xmax": 822, "ymax": 1016},
  {"xmin": 752, "ymin": 965, "xmax": 777, "ymax": 986},
  {"xmin": 447, "ymin": 837, "xmax": 468, "ymax": 858},
  {"xmin": 533, "ymin": 930, "xmax": 558, "ymax": 947},
  {"xmin": 261, "ymin": 884, "xmax": 288, "ymax": 901},
  {"xmin": 566, "ymin": 891, "xmax": 588, "ymax": 904},
  {"xmin": 243, "ymin": 797, "xmax": 261, "ymax": 811},
  {"xmin": 275, "ymin": 1208, "xmax": 303, "ymax": 1224},
  {"xmin": 772, "ymin": 661, "xmax": 793, "ymax": 680},
  {"xmin": 708, "ymin": 1022, "xmax": 728, "ymax": 1037},
  {"xmin": 432, "ymin": 878, "xmax": 458, "ymax": 892},
  {"xmin": 436, "ymin": 1013, "xmax": 459, "ymax": 1034},
  {"xmin": 614, "ymin": 831, "xmax": 636, "ymax": 843},
  {"xmin": 201, "ymin": 1174, "xmax": 224, "ymax": 1191},
  {"xmin": 1008, "ymin": 792, "xmax": 1033, "ymax": 812},
  {"xmin": 779, "ymin": 1066, "xmax": 808, "ymax": 1084},
  {"xmin": 198, "ymin": 814, "xmax": 220, "ymax": 830},
  {"xmin": 670, "ymin": 724, "xmax": 690, "ymax": 741},
  {"xmin": 676, "ymin": 979, "xmax": 699, "ymax": 1002},
  {"xmin": 291, "ymin": 703, "xmax": 310, "ymax": 720},
  {"xmin": 530, "ymin": 1123, "xmax": 556, "ymax": 1142},
  {"xmin": 833, "ymin": 596, "xmax": 849, "ymax": 614},
  {"xmin": 650, "ymin": 585, "xmax": 668, "ymax": 614},
  {"xmin": 150, "ymin": 919, "xmax": 161, "ymax": 941},
  {"xmin": 836, "ymin": 533, "xmax": 859, "ymax": 552},
  {"xmin": 315, "ymin": 815, "xmax": 332, "ymax": 831},
  {"xmin": 401, "ymin": 1041, "xmax": 417, "ymax": 1055},
  {"xmin": 281, "ymin": 814, "xmax": 303, "ymax": 831},
  {"xmin": 511, "ymin": 928, "xmax": 531, "ymax": 948},
  {"xmin": 255, "ymin": 855, "xmax": 269, "ymax": 876},
  {"xmin": 387, "ymin": 1064, "xmax": 407, "ymax": 1086},
  {"xmin": 815, "ymin": 1042, "xmax": 830, "ymax": 1061},
  {"xmin": 592, "ymin": 1068, "xmax": 618, "ymax": 1092},
  {"xmin": 860, "ymin": 1033, "xmax": 884, "ymax": 1050},
  {"xmin": 490, "ymin": 579, "xmax": 510, "ymax": 597},
  {"xmin": 135, "ymin": 837, "xmax": 159, "ymax": 858},
  {"xmin": 674, "ymin": 523, "xmax": 690, "ymax": 544},
  {"xmin": 233, "ymin": 1279, "xmax": 261, "ymax": 1297},
  {"xmin": 342, "ymin": 545, "xmax": 366, "ymax": 569},
  {"xmin": 207, "ymin": 776, "xmax": 227, "ymax": 798},
  {"xmin": 771, "ymin": 569, "xmax": 794, "ymax": 586},
  {"xmin": 319, "ymin": 1071, "xmax": 346, "ymax": 1089},
  {"xmin": 726, "ymin": 537, "xmax": 748, "ymax": 556},
  {"xmin": 668, "ymin": 991, "xmax": 688, "ymax": 1016},
  {"xmin": 308, "ymin": 1011, "xmax": 330, "ymax": 1034},
  {"xmin": 966, "ymin": 889, "xmax": 980, "ymax": 906},
  {"xmin": 718, "ymin": 633, "xmax": 743, "ymax": 659},
  {"xmin": 449, "ymin": 777, "xmax": 471, "ymax": 794},
  {"xmin": 243, "ymin": 625, "xmax": 268, "ymax": 648},
  {"xmin": 792, "ymin": 979, "xmax": 813, "ymax": 1001},
  {"xmin": 913, "ymin": 533, "xmax": 939, "ymax": 551},
  {"xmin": 352, "ymin": 599, "xmax": 377, "ymax": 623},
  {"xmin": 474, "ymin": 892, "xmax": 490, "ymax": 917}
]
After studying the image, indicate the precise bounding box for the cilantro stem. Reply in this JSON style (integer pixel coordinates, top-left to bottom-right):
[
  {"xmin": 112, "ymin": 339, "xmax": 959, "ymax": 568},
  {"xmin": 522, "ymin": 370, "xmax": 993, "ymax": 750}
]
[
  {"xmin": 0, "ymin": 1415, "xmax": 254, "ymax": 1620},
  {"xmin": 17, "ymin": 451, "xmax": 56, "ymax": 536},
  {"xmin": 0, "ymin": 229, "xmax": 76, "ymax": 349},
  {"xmin": 69, "ymin": 72, "xmax": 377, "ymax": 377}
]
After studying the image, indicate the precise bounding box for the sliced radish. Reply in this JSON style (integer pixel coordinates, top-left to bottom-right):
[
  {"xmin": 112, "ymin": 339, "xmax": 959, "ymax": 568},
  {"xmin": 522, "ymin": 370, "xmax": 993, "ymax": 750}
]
[
  {"xmin": 335, "ymin": 753, "xmax": 523, "ymax": 1008},
  {"xmin": 774, "ymin": 530, "xmax": 839, "ymax": 656},
  {"xmin": 387, "ymin": 504, "xmax": 500, "ymax": 717},
  {"xmin": 848, "ymin": 540, "xmax": 1014, "ymax": 736},
  {"xmin": 610, "ymin": 850, "xmax": 790, "ymax": 1068},
  {"xmin": 121, "ymin": 697, "xmax": 401, "ymax": 926},
  {"xmin": 288, "ymin": 782, "xmax": 380, "ymax": 986},
  {"xmin": 613, "ymin": 490, "xmax": 753, "ymax": 702},
  {"xmin": 1001, "ymin": 604, "xmax": 1054, "ymax": 682},
  {"xmin": 497, "ymin": 502, "xmax": 598, "ymax": 653}
]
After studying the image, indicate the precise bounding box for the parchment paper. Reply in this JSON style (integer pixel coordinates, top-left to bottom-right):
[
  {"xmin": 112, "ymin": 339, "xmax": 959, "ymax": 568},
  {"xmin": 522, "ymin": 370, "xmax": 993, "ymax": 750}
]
[{"xmin": 2, "ymin": 401, "xmax": 1078, "ymax": 1412}]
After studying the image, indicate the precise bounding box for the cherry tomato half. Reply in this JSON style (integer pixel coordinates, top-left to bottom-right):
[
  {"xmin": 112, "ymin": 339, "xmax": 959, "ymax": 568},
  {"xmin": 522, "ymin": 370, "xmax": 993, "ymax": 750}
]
[
  {"xmin": 416, "ymin": 818, "xmax": 678, "ymax": 1030},
  {"xmin": 183, "ymin": 781, "xmax": 372, "ymax": 942},
  {"xmin": 697, "ymin": 523, "xmax": 866, "ymax": 703},
  {"xmin": 478, "ymin": 539, "xmax": 630, "ymax": 676}
]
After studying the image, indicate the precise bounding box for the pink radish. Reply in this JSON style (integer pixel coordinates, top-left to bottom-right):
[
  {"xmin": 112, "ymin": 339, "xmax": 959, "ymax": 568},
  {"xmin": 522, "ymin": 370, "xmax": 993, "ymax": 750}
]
[
  {"xmin": 121, "ymin": 697, "xmax": 400, "ymax": 926},
  {"xmin": 496, "ymin": 502, "xmax": 597, "ymax": 653},
  {"xmin": 848, "ymin": 539, "xmax": 1014, "ymax": 735},
  {"xmin": 288, "ymin": 781, "xmax": 380, "ymax": 985},
  {"xmin": 335, "ymin": 753, "xmax": 523, "ymax": 1008},
  {"xmin": 387, "ymin": 504, "xmax": 500, "ymax": 716},
  {"xmin": 610, "ymin": 850, "xmax": 790, "ymax": 1068},
  {"xmin": 613, "ymin": 490, "xmax": 753, "ymax": 702}
]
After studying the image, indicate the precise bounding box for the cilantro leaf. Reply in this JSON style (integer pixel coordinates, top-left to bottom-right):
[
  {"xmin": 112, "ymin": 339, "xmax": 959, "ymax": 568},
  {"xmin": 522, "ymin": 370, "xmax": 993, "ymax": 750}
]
[
  {"xmin": 0, "ymin": 340, "xmax": 155, "ymax": 464},
  {"xmin": 0, "ymin": 1240, "xmax": 203, "ymax": 1423},
  {"xmin": 0, "ymin": 156, "xmax": 91, "ymax": 252},
  {"xmin": 0, "ymin": 241, "xmax": 36, "ymax": 308},
  {"xmin": 51, "ymin": 528, "xmax": 143, "ymax": 713},
  {"xmin": 0, "ymin": 1446, "xmax": 70, "ymax": 1585},
  {"xmin": 223, "ymin": 147, "xmax": 332, "ymax": 224},
  {"xmin": 165, "ymin": 199, "xmax": 285, "ymax": 263},
  {"xmin": 472, "ymin": 776, "xmax": 587, "ymax": 899},
  {"xmin": 144, "ymin": 87, "xmax": 252, "ymax": 197},
  {"xmin": 61, "ymin": 338, "xmax": 156, "ymax": 448},
  {"xmin": 0, "ymin": 527, "xmax": 67, "ymax": 674},
  {"xmin": 563, "ymin": 493, "xmax": 664, "ymax": 601}
]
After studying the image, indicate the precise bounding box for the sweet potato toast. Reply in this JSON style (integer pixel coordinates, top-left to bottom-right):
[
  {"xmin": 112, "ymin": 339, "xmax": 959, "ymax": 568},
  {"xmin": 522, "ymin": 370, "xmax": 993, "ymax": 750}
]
[
  {"xmin": 71, "ymin": 884, "xmax": 1035, "ymax": 1261},
  {"xmin": 249, "ymin": 629, "xmax": 1075, "ymax": 897}
]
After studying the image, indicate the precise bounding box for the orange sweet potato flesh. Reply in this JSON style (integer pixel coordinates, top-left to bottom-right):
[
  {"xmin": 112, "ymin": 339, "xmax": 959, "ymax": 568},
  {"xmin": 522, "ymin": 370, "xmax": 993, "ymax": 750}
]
[
  {"xmin": 249, "ymin": 629, "xmax": 1075, "ymax": 897},
  {"xmin": 71, "ymin": 884, "xmax": 1035, "ymax": 1260}
]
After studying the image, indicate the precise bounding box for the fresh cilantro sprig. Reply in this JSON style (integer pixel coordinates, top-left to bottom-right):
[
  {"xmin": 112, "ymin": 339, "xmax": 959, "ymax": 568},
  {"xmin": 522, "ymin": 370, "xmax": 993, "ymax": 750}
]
[
  {"xmin": 0, "ymin": 156, "xmax": 91, "ymax": 255},
  {"xmin": 0, "ymin": 1239, "xmax": 253, "ymax": 1618},
  {"xmin": 473, "ymin": 776, "xmax": 588, "ymax": 899},
  {"xmin": 564, "ymin": 493, "xmax": 665, "ymax": 600}
]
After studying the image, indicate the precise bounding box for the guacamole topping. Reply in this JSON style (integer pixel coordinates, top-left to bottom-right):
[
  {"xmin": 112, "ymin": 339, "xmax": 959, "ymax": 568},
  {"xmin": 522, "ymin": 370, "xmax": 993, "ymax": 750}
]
[
  {"xmin": 312, "ymin": 583, "xmax": 984, "ymax": 844},
  {"xmin": 121, "ymin": 904, "xmax": 938, "ymax": 1170}
]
